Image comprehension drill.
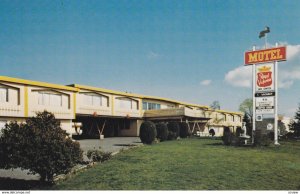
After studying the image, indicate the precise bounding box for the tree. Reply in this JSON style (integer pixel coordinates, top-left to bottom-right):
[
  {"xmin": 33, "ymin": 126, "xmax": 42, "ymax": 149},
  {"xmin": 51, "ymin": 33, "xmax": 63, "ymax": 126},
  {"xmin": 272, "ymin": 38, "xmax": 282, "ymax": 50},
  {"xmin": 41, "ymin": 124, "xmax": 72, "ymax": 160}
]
[
  {"xmin": 210, "ymin": 100, "xmax": 221, "ymax": 110},
  {"xmin": 289, "ymin": 104, "xmax": 300, "ymax": 137},
  {"xmin": 239, "ymin": 98, "xmax": 253, "ymax": 119},
  {"xmin": 278, "ymin": 120, "xmax": 287, "ymax": 136},
  {"xmin": 0, "ymin": 111, "xmax": 83, "ymax": 182}
]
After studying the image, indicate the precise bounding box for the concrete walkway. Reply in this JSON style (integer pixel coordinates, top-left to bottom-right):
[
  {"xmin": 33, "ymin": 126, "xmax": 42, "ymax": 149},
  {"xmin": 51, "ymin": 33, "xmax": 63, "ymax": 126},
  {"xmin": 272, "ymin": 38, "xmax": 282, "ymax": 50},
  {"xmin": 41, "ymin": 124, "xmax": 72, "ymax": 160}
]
[{"xmin": 0, "ymin": 137, "xmax": 142, "ymax": 180}]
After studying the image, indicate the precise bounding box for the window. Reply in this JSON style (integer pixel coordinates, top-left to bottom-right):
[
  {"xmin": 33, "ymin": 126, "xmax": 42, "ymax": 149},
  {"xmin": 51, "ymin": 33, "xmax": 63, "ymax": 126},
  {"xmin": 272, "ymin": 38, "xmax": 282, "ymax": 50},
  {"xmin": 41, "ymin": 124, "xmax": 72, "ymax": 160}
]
[
  {"xmin": 0, "ymin": 88, "xmax": 8, "ymax": 103},
  {"xmin": 143, "ymin": 102, "xmax": 148, "ymax": 110},
  {"xmin": 38, "ymin": 92, "xmax": 62, "ymax": 107},
  {"xmin": 116, "ymin": 98, "xmax": 138, "ymax": 110},
  {"xmin": 83, "ymin": 94, "xmax": 108, "ymax": 107},
  {"xmin": 142, "ymin": 102, "xmax": 161, "ymax": 110}
]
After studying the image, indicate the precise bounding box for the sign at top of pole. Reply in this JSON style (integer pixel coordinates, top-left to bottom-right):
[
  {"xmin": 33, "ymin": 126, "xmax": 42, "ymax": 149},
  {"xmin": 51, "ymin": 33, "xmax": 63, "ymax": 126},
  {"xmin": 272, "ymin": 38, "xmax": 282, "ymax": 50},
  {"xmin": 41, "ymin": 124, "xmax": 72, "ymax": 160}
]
[{"xmin": 244, "ymin": 46, "xmax": 286, "ymax": 65}]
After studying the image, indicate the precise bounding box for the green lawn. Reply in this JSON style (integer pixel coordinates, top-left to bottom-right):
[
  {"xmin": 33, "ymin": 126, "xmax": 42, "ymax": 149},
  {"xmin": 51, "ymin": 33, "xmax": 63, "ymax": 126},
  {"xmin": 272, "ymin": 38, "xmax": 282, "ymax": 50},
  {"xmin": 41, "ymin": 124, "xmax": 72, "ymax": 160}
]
[{"xmin": 52, "ymin": 138, "xmax": 300, "ymax": 190}]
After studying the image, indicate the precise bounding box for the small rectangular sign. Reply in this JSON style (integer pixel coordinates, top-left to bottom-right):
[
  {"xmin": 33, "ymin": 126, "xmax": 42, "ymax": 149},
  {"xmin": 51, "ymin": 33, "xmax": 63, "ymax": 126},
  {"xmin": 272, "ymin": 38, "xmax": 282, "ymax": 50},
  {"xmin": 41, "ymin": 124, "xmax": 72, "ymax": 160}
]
[
  {"xmin": 255, "ymin": 63, "xmax": 274, "ymax": 92},
  {"xmin": 255, "ymin": 92, "xmax": 275, "ymax": 97},
  {"xmin": 245, "ymin": 46, "xmax": 286, "ymax": 65},
  {"xmin": 255, "ymin": 96, "xmax": 275, "ymax": 114}
]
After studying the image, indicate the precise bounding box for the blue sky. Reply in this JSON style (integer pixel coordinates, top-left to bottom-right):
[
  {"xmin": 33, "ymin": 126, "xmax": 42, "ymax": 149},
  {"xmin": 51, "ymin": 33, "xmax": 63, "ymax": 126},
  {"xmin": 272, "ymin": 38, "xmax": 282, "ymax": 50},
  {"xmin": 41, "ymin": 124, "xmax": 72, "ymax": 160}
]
[{"xmin": 1, "ymin": 0, "xmax": 300, "ymax": 117}]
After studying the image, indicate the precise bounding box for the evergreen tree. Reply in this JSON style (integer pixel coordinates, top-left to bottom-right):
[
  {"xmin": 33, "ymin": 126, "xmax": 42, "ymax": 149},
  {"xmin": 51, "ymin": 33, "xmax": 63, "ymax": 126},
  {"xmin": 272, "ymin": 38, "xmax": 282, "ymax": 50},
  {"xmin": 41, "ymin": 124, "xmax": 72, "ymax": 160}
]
[{"xmin": 289, "ymin": 104, "xmax": 300, "ymax": 137}]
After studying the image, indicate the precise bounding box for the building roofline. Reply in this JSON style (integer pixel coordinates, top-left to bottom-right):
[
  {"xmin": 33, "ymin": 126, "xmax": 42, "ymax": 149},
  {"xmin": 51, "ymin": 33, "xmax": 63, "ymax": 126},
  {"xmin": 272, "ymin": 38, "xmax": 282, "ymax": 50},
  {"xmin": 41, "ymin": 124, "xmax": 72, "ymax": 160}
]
[
  {"xmin": 0, "ymin": 76, "xmax": 79, "ymax": 92},
  {"xmin": 215, "ymin": 109, "xmax": 244, "ymax": 115},
  {"xmin": 70, "ymin": 84, "xmax": 218, "ymax": 111}
]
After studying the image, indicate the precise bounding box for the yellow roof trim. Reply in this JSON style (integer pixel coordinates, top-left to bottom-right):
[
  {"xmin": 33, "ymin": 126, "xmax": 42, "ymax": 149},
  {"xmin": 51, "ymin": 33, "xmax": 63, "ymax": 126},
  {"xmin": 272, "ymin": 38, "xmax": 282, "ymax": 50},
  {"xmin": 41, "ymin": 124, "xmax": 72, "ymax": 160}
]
[
  {"xmin": 71, "ymin": 84, "xmax": 209, "ymax": 109},
  {"xmin": 0, "ymin": 76, "xmax": 79, "ymax": 92},
  {"xmin": 70, "ymin": 84, "xmax": 142, "ymax": 98},
  {"xmin": 215, "ymin": 109, "xmax": 244, "ymax": 115}
]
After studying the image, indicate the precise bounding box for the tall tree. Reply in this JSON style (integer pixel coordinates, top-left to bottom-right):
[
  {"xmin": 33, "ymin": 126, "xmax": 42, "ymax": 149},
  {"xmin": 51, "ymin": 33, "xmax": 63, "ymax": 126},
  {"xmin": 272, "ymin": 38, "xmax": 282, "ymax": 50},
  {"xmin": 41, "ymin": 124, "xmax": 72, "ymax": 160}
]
[
  {"xmin": 289, "ymin": 104, "xmax": 300, "ymax": 137},
  {"xmin": 210, "ymin": 100, "xmax": 221, "ymax": 110},
  {"xmin": 239, "ymin": 98, "xmax": 253, "ymax": 118}
]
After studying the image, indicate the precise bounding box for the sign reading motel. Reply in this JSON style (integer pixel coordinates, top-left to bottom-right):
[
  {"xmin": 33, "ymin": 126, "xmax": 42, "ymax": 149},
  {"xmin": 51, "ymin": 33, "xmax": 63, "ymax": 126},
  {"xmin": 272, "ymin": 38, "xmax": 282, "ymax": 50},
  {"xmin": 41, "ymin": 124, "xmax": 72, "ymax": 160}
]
[{"xmin": 245, "ymin": 46, "xmax": 286, "ymax": 65}]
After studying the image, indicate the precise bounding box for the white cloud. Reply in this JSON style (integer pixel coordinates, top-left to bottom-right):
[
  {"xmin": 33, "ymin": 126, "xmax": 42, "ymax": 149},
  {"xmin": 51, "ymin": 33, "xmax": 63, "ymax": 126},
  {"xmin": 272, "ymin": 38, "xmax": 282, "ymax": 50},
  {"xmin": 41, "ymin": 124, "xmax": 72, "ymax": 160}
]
[
  {"xmin": 287, "ymin": 44, "xmax": 300, "ymax": 60},
  {"xmin": 224, "ymin": 66, "xmax": 252, "ymax": 87},
  {"xmin": 278, "ymin": 69, "xmax": 300, "ymax": 88},
  {"xmin": 200, "ymin": 79, "xmax": 212, "ymax": 86}
]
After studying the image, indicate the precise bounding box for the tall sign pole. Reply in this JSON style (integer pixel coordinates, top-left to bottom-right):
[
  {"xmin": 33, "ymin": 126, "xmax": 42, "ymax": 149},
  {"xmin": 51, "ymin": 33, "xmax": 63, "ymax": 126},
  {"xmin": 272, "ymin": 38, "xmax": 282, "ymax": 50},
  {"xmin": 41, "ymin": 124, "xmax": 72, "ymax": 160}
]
[
  {"xmin": 252, "ymin": 46, "xmax": 256, "ymax": 144},
  {"xmin": 274, "ymin": 42, "xmax": 279, "ymax": 145},
  {"xmin": 245, "ymin": 41, "xmax": 286, "ymax": 145}
]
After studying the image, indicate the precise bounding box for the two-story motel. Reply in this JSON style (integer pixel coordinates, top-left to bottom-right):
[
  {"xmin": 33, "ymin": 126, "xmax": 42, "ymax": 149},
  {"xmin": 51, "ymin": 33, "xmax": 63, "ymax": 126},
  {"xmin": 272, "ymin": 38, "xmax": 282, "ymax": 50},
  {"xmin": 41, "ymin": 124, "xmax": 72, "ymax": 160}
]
[{"xmin": 0, "ymin": 76, "xmax": 243, "ymax": 137}]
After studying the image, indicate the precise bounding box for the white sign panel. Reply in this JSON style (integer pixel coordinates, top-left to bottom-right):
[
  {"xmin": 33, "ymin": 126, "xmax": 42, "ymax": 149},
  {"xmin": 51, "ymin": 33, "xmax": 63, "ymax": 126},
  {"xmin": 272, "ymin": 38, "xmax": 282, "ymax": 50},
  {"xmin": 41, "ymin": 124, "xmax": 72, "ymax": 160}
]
[
  {"xmin": 256, "ymin": 63, "xmax": 274, "ymax": 92},
  {"xmin": 255, "ymin": 96, "xmax": 275, "ymax": 114}
]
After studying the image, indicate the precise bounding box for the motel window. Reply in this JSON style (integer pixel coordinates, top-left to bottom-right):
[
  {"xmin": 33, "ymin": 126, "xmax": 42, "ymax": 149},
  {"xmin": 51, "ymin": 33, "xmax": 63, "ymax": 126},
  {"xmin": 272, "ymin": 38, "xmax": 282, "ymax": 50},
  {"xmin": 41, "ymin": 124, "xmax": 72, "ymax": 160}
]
[
  {"xmin": 143, "ymin": 102, "xmax": 161, "ymax": 110},
  {"xmin": 116, "ymin": 98, "xmax": 138, "ymax": 110},
  {"xmin": 167, "ymin": 105, "xmax": 175, "ymax": 109},
  {"xmin": 38, "ymin": 92, "xmax": 62, "ymax": 107},
  {"xmin": 83, "ymin": 94, "xmax": 108, "ymax": 107},
  {"xmin": 148, "ymin": 103, "xmax": 155, "ymax": 110},
  {"xmin": 0, "ymin": 88, "xmax": 8, "ymax": 103},
  {"xmin": 143, "ymin": 102, "xmax": 148, "ymax": 110}
]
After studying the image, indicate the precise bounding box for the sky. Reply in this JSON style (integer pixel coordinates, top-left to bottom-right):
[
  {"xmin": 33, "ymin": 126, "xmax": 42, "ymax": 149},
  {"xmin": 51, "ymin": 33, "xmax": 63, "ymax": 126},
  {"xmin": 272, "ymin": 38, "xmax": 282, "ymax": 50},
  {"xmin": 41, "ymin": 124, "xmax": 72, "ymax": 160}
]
[{"xmin": 1, "ymin": 0, "xmax": 300, "ymax": 117}]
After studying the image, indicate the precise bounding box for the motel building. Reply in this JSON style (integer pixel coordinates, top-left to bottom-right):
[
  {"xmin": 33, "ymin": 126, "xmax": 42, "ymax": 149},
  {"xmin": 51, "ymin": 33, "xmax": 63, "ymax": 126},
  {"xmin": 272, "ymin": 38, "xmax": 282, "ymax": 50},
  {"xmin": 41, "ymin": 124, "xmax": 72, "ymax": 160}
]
[{"xmin": 0, "ymin": 76, "xmax": 243, "ymax": 138}]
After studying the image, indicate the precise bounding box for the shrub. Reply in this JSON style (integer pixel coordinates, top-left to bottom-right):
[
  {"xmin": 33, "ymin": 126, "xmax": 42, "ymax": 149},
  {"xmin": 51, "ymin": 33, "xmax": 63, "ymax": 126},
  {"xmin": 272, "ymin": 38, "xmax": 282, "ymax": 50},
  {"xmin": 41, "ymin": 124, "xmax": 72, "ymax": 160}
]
[
  {"xmin": 283, "ymin": 132, "xmax": 295, "ymax": 140},
  {"xmin": 167, "ymin": 122, "xmax": 180, "ymax": 140},
  {"xmin": 254, "ymin": 130, "xmax": 272, "ymax": 147},
  {"xmin": 139, "ymin": 121, "xmax": 157, "ymax": 144},
  {"xmin": 87, "ymin": 149, "xmax": 112, "ymax": 162},
  {"xmin": 231, "ymin": 135, "xmax": 244, "ymax": 146},
  {"xmin": 179, "ymin": 122, "xmax": 191, "ymax": 138},
  {"xmin": 268, "ymin": 131, "xmax": 275, "ymax": 141},
  {"xmin": 155, "ymin": 123, "xmax": 168, "ymax": 141},
  {"xmin": 209, "ymin": 129, "xmax": 216, "ymax": 137},
  {"xmin": 222, "ymin": 127, "xmax": 233, "ymax": 146},
  {"xmin": 0, "ymin": 111, "xmax": 83, "ymax": 182}
]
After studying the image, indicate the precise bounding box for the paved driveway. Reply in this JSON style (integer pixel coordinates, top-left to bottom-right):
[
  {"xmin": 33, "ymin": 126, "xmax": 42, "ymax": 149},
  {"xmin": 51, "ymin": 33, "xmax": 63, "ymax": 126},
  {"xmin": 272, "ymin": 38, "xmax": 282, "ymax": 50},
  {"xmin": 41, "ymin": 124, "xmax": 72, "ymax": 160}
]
[{"xmin": 0, "ymin": 137, "xmax": 142, "ymax": 180}]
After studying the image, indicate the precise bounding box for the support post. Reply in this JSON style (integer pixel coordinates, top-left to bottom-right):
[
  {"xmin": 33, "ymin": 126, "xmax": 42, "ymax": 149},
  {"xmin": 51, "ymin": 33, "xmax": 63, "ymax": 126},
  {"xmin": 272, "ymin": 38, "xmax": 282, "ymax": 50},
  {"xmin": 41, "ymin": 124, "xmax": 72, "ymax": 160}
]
[
  {"xmin": 252, "ymin": 45, "xmax": 256, "ymax": 144},
  {"xmin": 274, "ymin": 42, "xmax": 280, "ymax": 145}
]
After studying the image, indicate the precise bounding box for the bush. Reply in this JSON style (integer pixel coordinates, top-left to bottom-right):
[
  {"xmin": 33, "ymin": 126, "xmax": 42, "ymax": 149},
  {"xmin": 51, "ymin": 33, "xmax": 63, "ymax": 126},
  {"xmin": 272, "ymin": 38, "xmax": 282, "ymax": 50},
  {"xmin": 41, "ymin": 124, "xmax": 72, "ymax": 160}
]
[
  {"xmin": 0, "ymin": 111, "xmax": 83, "ymax": 182},
  {"xmin": 179, "ymin": 122, "xmax": 191, "ymax": 138},
  {"xmin": 87, "ymin": 149, "xmax": 112, "ymax": 162},
  {"xmin": 209, "ymin": 129, "xmax": 215, "ymax": 137},
  {"xmin": 155, "ymin": 123, "xmax": 168, "ymax": 141},
  {"xmin": 139, "ymin": 121, "xmax": 157, "ymax": 144},
  {"xmin": 222, "ymin": 127, "xmax": 232, "ymax": 146},
  {"xmin": 231, "ymin": 135, "xmax": 244, "ymax": 146},
  {"xmin": 283, "ymin": 132, "xmax": 295, "ymax": 140},
  {"xmin": 254, "ymin": 130, "xmax": 272, "ymax": 147},
  {"xmin": 167, "ymin": 122, "xmax": 180, "ymax": 140}
]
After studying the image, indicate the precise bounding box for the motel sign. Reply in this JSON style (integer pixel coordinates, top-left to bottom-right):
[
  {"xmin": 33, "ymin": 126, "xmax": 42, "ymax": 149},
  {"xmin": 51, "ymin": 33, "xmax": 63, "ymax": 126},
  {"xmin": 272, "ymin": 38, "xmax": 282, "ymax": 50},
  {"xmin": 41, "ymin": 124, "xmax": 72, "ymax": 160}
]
[{"xmin": 244, "ymin": 45, "xmax": 286, "ymax": 145}]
